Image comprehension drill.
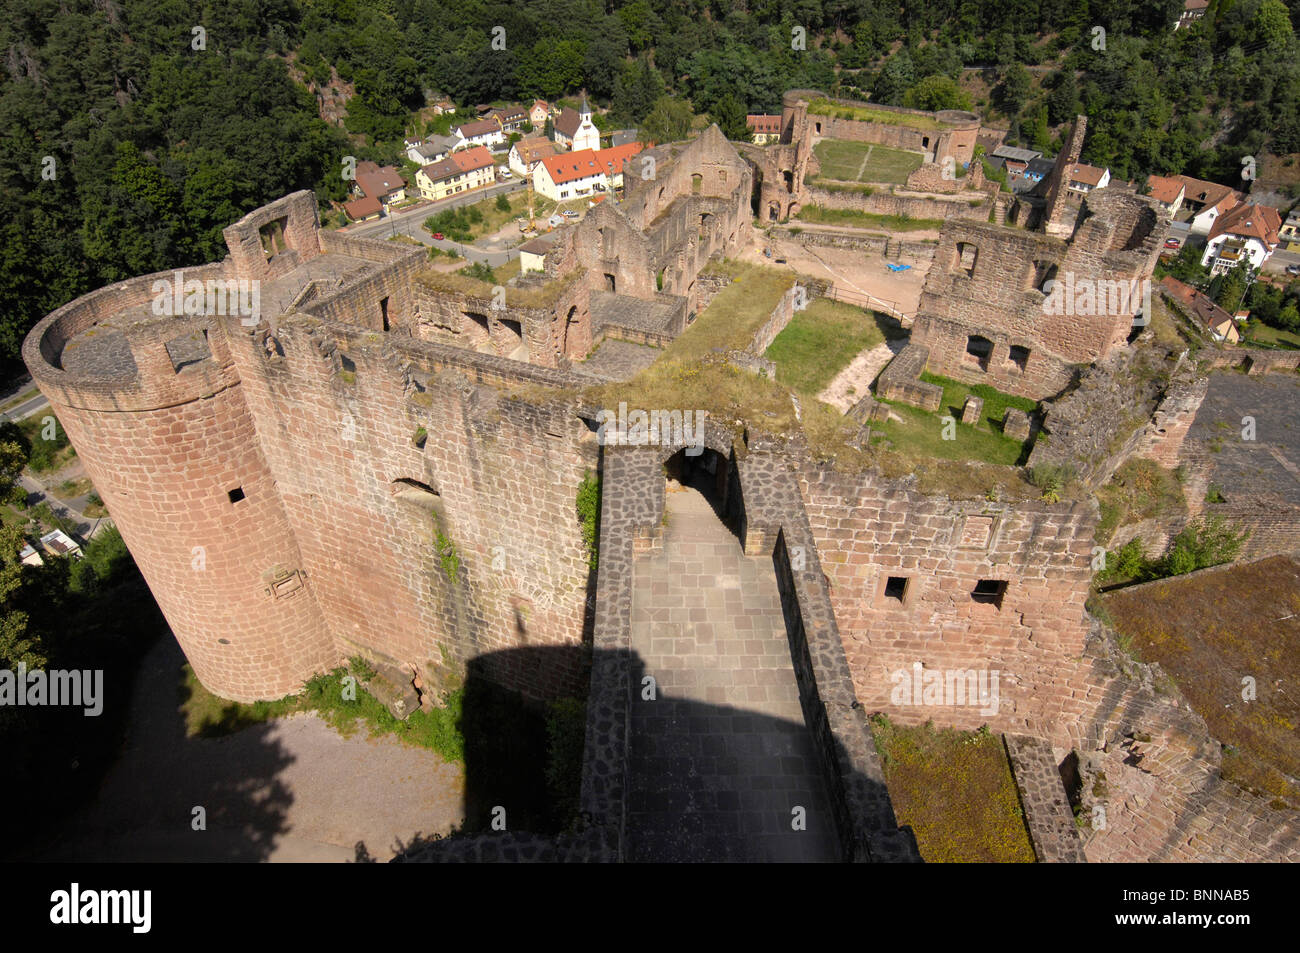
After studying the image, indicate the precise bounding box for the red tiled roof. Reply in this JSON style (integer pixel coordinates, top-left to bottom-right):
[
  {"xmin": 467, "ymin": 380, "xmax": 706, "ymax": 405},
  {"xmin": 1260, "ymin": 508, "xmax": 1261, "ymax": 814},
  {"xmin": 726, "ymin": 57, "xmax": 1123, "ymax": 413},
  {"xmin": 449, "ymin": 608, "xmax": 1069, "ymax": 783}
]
[
  {"xmin": 1208, "ymin": 203, "xmax": 1282, "ymax": 246},
  {"xmin": 1160, "ymin": 276, "xmax": 1236, "ymax": 335},
  {"xmin": 450, "ymin": 145, "xmax": 494, "ymax": 173},
  {"xmin": 354, "ymin": 161, "xmax": 405, "ymax": 201},
  {"xmin": 746, "ymin": 114, "xmax": 781, "ymax": 134},
  {"xmin": 594, "ymin": 141, "xmax": 644, "ymax": 176},
  {"xmin": 539, "ymin": 148, "xmax": 602, "ymax": 185},
  {"xmin": 1069, "ymin": 163, "xmax": 1107, "ymax": 186},
  {"xmin": 344, "ymin": 196, "xmax": 382, "ymax": 219},
  {"xmin": 1145, "ymin": 174, "xmax": 1185, "ymax": 205},
  {"xmin": 512, "ymin": 137, "xmax": 557, "ymax": 165},
  {"xmin": 1176, "ymin": 175, "xmax": 1243, "ymax": 214}
]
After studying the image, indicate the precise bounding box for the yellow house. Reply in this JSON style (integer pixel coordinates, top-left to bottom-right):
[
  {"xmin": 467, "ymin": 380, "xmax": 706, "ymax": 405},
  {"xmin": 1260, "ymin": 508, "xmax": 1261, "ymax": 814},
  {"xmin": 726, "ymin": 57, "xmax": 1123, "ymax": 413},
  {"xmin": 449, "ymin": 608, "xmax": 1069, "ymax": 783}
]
[{"xmin": 415, "ymin": 146, "xmax": 497, "ymax": 201}]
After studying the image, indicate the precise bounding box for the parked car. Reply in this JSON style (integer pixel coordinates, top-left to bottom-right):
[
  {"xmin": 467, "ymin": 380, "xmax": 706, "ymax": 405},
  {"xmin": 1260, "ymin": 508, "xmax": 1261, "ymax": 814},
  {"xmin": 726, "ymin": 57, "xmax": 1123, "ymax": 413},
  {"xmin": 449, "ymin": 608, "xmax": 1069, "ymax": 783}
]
[
  {"xmin": 562, "ymin": 209, "xmax": 579, "ymax": 219},
  {"xmin": 432, "ymin": 232, "xmax": 444, "ymax": 240},
  {"xmin": 1164, "ymin": 237, "xmax": 1181, "ymax": 249},
  {"xmin": 499, "ymin": 169, "xmax": 511, "ymax": 178},
  {"xmin": 1287, "ymin": 264, "xmax": 1300, "ymax": 275}
]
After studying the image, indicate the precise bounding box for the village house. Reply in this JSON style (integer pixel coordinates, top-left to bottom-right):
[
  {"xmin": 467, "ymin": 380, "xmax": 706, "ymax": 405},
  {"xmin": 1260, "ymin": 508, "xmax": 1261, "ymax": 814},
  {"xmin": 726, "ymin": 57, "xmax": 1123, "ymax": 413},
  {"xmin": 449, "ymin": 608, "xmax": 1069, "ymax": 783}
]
[
  {"xmin": 1174, "ymin": 0, "xmax": 1209, "ymax": 30},
  {"xmin": 1016, "ymin": 156, "xmax": 1056, "ymax": 193},
  {"xmin": 1177, "ymin": 175, "xmax": 1245, "ymax": 234},
  {"xmin": 490, "ymin": 105, "xmax": 529, "ymax": 134},
  {"xmin": 405, "ymin": 134, "xmax": 461, "ymax": 166},
  {"xmin": 431, "ymin": 98, "xmax": 456, "ymax": 115},
  {"xmin": 415, "ymin": 145, "xmax": 496, "ymax": 202},
  {"xmin": 517, "ymin": 232, "xmax": 558, "ymax": 274},
  {"xmin": 1201, "ymin": 203, "xmax": 1282, "ymax": 274},
  {"xmin": 454, "ymin": 118, "xmax": 507, "ymax": 151},
  {"xmin": 1279, "ymin": 208, "xmax": 1300, "ymax": 252},
  {"xmin": 529, "ymin": 100, "xmax": 550, "ymax": 127},
  {"xmin": 553, "ymin": 95, "xmax": 601, "ymax": 152},
  {"xmin": 343, "ymin": 161, "xmax": 407, "ymax": 222},
  {"xmin": 1160, "ymin": 276, "xmax": 1241, "ymax": 343},
  {"xmin": 508, "ymin": 137, "xmax": 559, "ymax": 178},
  {"xmin": 1144, "ymin": 174, "xmax": 1186, "ymax": 216},
  {"xmin": 991, "ymin": 144, "xmax": 1041, "ymax": 184},
  {"xmin": 531, "ymin": 142, "xmax": 645, "ymax": 201},
  {"xmin": 1066, "ymin": 162, "xmax": 1111, "ymax": 197},
  {"xmin": 746, "ymin": 114, "xmax": 782, "ymax": 145}
]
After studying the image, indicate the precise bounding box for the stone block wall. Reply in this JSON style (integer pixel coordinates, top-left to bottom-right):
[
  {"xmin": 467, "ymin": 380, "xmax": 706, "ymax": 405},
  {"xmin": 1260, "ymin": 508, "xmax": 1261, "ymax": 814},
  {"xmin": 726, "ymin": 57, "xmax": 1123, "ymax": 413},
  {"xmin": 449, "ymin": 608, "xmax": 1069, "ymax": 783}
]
[
  {"xmin": 797, "ymin": 464, "xmax": 1099, "ymax": 740},
  {"xmin": 225, "ymin": 313, "xmax": 601, "ymax": 700},
  {"xmin": 876, "ymin": 343, "xmax": 942, "ymax": 411}
]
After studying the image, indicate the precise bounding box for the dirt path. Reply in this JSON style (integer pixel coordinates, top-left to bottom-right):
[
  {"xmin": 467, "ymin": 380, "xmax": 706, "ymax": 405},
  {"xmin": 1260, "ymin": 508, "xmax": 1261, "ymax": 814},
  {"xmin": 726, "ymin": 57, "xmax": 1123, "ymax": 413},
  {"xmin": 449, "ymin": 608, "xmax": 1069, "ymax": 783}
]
[
  {"xmin": 24, "ymin": 636, "xmax": 464, "ymax": 862},
  {"xmin": 818, "ymin": 341, "xmax": 904, "ymax": 412}
]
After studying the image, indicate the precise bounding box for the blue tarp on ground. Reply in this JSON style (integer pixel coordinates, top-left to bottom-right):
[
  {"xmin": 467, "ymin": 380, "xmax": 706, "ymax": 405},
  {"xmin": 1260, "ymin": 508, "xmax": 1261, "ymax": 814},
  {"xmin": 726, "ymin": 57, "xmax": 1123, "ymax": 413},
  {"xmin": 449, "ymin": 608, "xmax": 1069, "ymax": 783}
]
[{"xmin": 886, "ymin": 262, "xmax": 911, "ymax": 272}]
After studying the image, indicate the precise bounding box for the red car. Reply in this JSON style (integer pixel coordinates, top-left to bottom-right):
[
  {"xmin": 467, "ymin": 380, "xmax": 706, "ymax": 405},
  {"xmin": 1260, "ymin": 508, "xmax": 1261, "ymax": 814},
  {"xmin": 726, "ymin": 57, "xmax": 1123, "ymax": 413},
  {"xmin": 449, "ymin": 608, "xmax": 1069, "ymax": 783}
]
[
  {"xmin": 432, "ymin": 232, "xmax": 444, "ymax": 241},
  {"xmin": 1164, "ymin": 237, "xmax": 1181, "ymax": 249}
]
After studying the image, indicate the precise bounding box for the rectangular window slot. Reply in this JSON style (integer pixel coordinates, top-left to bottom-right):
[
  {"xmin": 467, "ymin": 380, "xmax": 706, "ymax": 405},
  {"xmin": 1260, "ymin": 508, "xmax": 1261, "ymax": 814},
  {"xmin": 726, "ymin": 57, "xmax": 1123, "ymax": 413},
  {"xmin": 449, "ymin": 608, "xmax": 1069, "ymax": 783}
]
[
  {"xmin": 228, "ymin": 486, "xmax": 246, "ymax": 503},
  {"xmin": 972, "ymin": 579, "xmax": 1007, "ymax": 608}
]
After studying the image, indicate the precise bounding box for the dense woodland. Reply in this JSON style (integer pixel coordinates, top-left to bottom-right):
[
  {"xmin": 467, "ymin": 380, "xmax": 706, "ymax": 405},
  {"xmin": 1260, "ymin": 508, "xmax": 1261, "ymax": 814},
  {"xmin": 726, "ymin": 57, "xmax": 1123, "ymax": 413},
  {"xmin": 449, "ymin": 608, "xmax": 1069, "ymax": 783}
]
[{"xmin": 2, "ymin": 0, "xmax": 1299, "ymax": 363}]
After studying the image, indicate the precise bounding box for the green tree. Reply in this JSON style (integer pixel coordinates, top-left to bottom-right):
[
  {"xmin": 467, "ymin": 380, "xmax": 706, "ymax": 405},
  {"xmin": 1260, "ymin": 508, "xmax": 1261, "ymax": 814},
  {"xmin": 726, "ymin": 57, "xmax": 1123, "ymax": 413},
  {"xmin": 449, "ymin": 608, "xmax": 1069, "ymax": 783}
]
[
  {"xmin": 902, "ymin": 74, "xmax": 972, "ymax": 112},
  {"xmin": 640, "ymin": 96, "xmax": 695, "ymax": 144},
  {"xmin": 995, "ymin": 63, "xmax": 1031, "ymax": 116},
  {"xmin": 0, "ymin": 523, "xmax": 45, "ymax": 670},
  {"xmin": 872, "ymin": 50, "xmax": 915, "ymax": 105},
  {"xmin": 1253, "ymin": 0, "xmax": 1295, "ymax": 50},
  {"xmin": 711, "ymin": 93, "xmax": 751, "ymax": 141}
]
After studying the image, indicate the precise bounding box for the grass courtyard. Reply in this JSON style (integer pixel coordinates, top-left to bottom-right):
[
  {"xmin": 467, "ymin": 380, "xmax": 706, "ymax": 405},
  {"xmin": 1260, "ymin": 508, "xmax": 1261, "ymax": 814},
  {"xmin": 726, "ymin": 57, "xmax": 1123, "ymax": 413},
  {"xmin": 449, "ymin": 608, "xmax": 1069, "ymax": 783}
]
[
  {"xmin": 866, "ymin": 373, "xmax": 1039, "ymax": 468},
  {"xmin": 812, "ymin": 139, "xmax": 924, "ymax": 186},
  {"xmin": 795, "ymin": 205, "xmax": 944, "ymax": 232},
  {"xmin": 871, "ymin": 716, "xmax": 1036, "ymax": 862},
  {"xmin": 765, "ymin": 298, "xmax": 886, "ymax": 394}
]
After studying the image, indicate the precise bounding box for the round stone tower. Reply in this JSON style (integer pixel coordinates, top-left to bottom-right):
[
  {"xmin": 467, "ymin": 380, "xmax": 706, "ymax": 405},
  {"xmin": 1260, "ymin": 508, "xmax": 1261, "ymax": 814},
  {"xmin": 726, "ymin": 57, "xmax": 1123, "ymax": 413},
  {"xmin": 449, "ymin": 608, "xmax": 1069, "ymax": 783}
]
[{"xmin": 23, "ymin": 265, "xmax": 335, "ymax": 702}]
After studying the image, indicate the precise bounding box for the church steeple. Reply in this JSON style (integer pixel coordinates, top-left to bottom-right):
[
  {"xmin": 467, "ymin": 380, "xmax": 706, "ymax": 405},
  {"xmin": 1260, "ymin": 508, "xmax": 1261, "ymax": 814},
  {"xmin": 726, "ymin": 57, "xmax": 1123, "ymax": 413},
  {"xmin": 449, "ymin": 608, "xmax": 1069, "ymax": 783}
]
[{"xmin": 579, "ymin": 92, "xmax": 591, "ymax": 122}]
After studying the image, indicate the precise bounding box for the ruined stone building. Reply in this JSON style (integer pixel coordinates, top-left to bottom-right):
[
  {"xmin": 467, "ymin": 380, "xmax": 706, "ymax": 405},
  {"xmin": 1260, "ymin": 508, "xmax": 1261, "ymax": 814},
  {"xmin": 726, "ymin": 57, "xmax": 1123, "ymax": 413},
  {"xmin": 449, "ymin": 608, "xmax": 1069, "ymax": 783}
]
[
  {"xmin": 24, "ymin": 116, "xmax": 1297, "ymax": 863},
  {"xmin": 905, "ymin": 118, "xmax": 1168, "ymax": 401}
]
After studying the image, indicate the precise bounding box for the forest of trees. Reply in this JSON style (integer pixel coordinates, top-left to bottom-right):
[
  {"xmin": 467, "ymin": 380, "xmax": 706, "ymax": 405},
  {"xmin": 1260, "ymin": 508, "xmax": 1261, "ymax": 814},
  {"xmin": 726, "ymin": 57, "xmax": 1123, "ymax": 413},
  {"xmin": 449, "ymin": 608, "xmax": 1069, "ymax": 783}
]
[{"xmin": 2, "ymin": 0, "xmax": 1299, "ymax": 365}]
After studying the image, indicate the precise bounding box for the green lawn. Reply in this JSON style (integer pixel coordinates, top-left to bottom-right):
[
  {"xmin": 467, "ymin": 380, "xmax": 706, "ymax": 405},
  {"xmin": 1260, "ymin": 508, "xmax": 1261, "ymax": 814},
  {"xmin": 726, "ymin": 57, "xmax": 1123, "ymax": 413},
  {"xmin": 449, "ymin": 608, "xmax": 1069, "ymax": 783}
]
[
  {"xmin": 920, "ymin": 372, "xmax": 1038, "ymax": 432},
  {"xmin": 807, "ymin": 98, "xmax": 945, "ymax": 131},
  {"xmin": 864, "ymin": 372, "xmax": 1038, "ymax": 467},
  {"xmin": 765, "ymin": 298, "xmax": 886, "ymax": 394},
  {"xmin": 812, "ymin": 139, "xmax": 923, "ymax": 185},
  {"xmin": 1244, "ymin": 322, "xmax": 1300, "ymax": 349},
  {"xmin": 796, "ymin": 205, "xmax": 944, "ymax": 231}
]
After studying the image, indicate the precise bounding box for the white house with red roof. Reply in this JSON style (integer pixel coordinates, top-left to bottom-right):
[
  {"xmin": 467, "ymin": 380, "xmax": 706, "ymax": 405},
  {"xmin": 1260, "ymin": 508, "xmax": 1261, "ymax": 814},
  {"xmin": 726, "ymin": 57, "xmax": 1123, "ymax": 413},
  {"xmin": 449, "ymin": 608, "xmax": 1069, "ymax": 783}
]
[
  {"xmin": 532, "ymin": 142, "xmax": 644, "ymax": 200},
  {"xmin": 746, "ymin": 115, "xmax": 782, "ymax": 144},
  {"xmin": 1201, "ymin": 203, "xmax": 1282, "ymax": 274},
  {"xmin": 1177, "ymin": 175, "xmax": 1245, "ymax": 235},
  {"xmin": 415, "ymin": 145, "xmax": 497, "ymax": 201}
]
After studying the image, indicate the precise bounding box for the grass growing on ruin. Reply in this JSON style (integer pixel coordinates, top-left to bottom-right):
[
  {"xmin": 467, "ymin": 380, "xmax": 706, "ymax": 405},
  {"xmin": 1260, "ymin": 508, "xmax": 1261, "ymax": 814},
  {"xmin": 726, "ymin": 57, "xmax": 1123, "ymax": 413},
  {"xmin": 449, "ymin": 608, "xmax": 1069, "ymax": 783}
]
[
  {"xmin": 765, "ymin": 298, "xmax": 885, "ymax": 394},
  {"xmin": 416, "ymin": 265, "xmax": 583, "ymax": 309},
  {"xmin": 583, "ymin": 262, "xmax": 801, "ymax": 430},
  {"xmin": 870, "ymin": 717, "xmax": 1036, "ymax": 862},
  {"xmin": 1093, "ymin": 458, "xmax": 1187, "ymax": 545},
  {"xmin": 866, "ymin": 402, "xmax": 1027, "ymax": 466},
  {"xmin": 795, "ymin": 205, "xmax": 944, "ymax": 232},
  {"xmin": 812, "ymin": 139, "xmax": 922, "ymax": 185},
  {"xmin": 1102, "ymin": 556, "xmax": 1300, "ymax": 810},
  {"xmin": 920, "ymin": 373, "xmax": 1037, "ymax": 426},
  {"xmin": 806, "ymin": 98, "xmax": 945, "ymax": 130}
]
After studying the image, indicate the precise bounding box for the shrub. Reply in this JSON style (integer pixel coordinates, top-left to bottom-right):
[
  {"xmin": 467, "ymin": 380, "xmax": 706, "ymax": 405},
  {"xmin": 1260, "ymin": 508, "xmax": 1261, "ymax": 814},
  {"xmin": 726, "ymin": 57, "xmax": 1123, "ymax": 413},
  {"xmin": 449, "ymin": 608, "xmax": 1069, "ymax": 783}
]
[
  {"xmin": 1159, "ymin": 516, "xmax": 1249, "ymax": 578},
  {"xmin": 576, "ymin": 472, "xmax": 600, "ymax": 572},
  {"xmin": 495, "ymin": 194, "xmax": 512, "ymax": 212}
]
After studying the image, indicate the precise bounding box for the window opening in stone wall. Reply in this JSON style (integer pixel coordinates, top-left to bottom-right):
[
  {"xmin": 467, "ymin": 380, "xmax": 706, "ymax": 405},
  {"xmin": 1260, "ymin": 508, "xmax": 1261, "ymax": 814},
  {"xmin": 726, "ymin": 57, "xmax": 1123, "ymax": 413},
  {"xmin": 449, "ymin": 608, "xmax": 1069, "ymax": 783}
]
[
  {"xmin": 380, "ymin": 296, "xmax": 390, "ymax": 331},
  {"xmin": 228, "ymin": 486, "xmax": 246, "ymax": 503},
  {"xmin": 965, "ymin": 335, "xmax": 993, "ymax": 371},
  {"xmin": 972, "ymin": 579, "xmax": 1007, "ymax": 608},
  {"xmin": 1008, "ymin": 345, "xmax": 1030, "ymax": 371},
  {"xmin": 258, "ymin": 217, "xmax": 288, "ymax": 258},
  {"xmin": 884, "ymin": 576, "xmax": 909, "ymax": 603},
  {"xmin": 956, "ymin": 242, "xmax": 978, "ymax": 277}
]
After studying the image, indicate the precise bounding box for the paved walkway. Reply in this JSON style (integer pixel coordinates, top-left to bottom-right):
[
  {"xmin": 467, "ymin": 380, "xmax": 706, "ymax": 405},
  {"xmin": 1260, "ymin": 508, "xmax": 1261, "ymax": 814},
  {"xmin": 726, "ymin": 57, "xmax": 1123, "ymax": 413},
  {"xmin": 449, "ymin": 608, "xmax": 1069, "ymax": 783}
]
[{"xmin": 626, "ymin": 487, "xmax": 840, "ymax": 861}]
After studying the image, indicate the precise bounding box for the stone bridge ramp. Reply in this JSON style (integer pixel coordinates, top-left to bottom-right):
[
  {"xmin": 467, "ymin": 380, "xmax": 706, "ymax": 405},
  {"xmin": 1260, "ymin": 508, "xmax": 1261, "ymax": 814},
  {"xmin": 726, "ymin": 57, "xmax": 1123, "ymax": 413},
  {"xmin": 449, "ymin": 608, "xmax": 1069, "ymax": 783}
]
[{"xmin": 625, "ymin": 487, "xmax": 840, "ymax": 862}]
